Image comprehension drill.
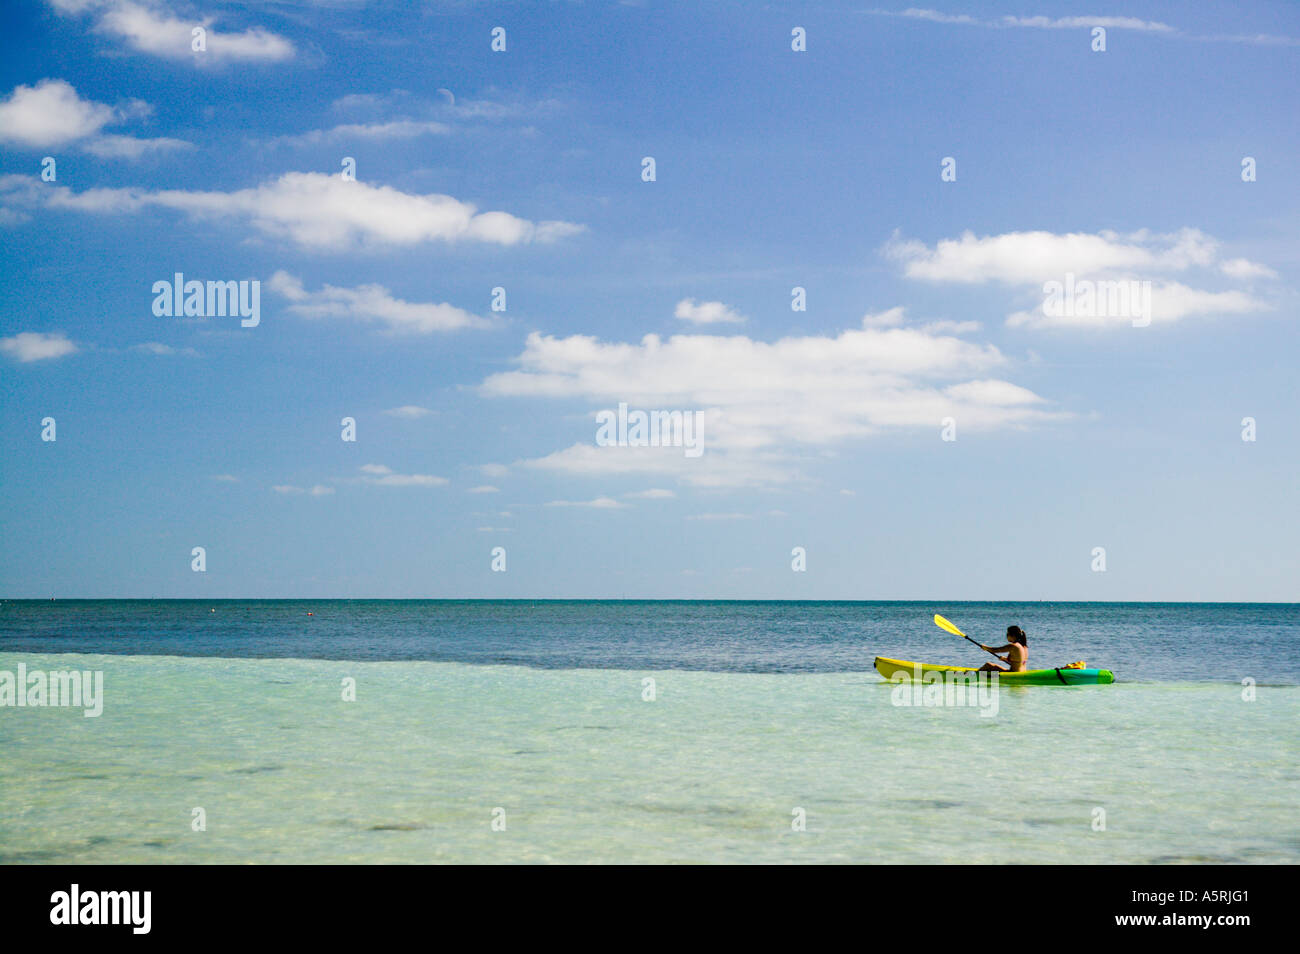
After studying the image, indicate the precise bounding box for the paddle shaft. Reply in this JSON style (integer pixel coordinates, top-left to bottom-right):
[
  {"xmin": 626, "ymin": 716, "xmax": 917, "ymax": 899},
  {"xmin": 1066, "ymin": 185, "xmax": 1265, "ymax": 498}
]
[
  {"xmin": 933, "ymin": 614, "xmax": 1004, "ymax": 660},
  {"xmin": 962, "ymin": 633, "xmax": 1003, "ymax": 660}
]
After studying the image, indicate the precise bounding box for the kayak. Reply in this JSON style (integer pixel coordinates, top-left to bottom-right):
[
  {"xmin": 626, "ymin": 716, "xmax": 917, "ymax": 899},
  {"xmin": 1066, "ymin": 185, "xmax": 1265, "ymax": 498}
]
[{"xmin": 874, "ymin": 656, "xmax": 1114, "ymax": 686}]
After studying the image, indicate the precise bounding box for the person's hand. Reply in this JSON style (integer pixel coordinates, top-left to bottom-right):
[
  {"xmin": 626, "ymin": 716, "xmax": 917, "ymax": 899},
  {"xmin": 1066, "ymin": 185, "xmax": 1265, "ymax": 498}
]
[{"xmin": 979, "ymin": 644, "xmax": 990, "ymax": 651}]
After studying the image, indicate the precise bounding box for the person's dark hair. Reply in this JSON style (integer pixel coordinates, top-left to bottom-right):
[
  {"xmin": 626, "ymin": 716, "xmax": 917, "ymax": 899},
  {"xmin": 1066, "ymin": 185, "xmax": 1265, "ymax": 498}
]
[{"xmin": 1006, "ymin": 625, "xmax": 1028, "ymax": 646}]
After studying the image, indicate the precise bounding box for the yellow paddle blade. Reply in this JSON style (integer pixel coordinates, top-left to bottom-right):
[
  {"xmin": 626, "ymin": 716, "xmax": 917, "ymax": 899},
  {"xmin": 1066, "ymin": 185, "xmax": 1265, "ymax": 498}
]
[{"xmin": 933, "ymin": 614, "xmax": 967, "ymax": 639}]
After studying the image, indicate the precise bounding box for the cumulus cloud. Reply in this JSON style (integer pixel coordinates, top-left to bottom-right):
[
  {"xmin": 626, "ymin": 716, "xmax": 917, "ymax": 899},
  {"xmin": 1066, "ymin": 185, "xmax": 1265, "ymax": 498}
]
[
  {"xmin": 51, "ymin": 1, "xmax": 295, "ymax": 63},
  {"xmin": 0, "ymin": 79, "xmax": 189, "ymax": 157},
  {"xmin": 674, "ymin": 298, "xmax": 746, "ymax": 324},
  {"xmin": 270, "ymin": 272, "xmax": 488, "ymax": 334},
  {"xmin": 887, "ymin": 228, "xmax": 1222, "ymax": 283},
  {"xmin": 1, "ymin": 331, "xmax": 79, "ymax": 362},
  {"xmin": 887, "ymin": 228, "xmax": 1274, "ymax": 329},
  {"xmin": 0, "ymin": 172, "xmax": 584, "ymax": 251},
  {"xmin": 483, "ymin": 316, "xmax": 1065, "ymax": 487},
  {"xmin": 625, "ymin": 488, "xmax": 675, "ymax": 499}
]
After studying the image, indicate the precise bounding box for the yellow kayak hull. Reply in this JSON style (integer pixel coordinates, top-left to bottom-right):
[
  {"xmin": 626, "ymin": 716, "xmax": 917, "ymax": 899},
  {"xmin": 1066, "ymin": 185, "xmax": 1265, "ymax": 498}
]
[{"xmin": 874, "ymin": 656, "xmax": 1114, "ymax": 686}]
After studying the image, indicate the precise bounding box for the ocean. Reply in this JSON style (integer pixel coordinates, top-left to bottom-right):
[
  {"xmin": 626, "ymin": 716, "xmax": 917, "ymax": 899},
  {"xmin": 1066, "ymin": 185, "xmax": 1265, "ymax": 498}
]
[{"xmin": 2, "ymin": 600, "xmax": 1297, "ymax": 864}]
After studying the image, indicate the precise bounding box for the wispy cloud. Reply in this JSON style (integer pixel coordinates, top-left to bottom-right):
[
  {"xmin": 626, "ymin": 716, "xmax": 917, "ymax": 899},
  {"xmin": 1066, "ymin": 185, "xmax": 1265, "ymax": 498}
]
[
  {"xmin": 267, "ymin": 120, "xmax": 451, "ymax": 147},
  {"xmin": 271, "ymin": 273, "xmax": 489, "ymax": 334},
  {"xmin": 871, "ymin": 8, "xmax": 1298, "ymax": 45},
  {"xmin": 0, "ymin": 171, "xmax": 584, "ymax": 251},
  {"xmin": 273, "ymin": 484, "xmax": 335, "ymax": 496},
  {"xmin": 545, "ymin": 497, "xmax": 628, "ymax": 509},
  {"xmin": 874, "ymin": 8, "xmax": 1173, "ymax": 32},
  {"xmin": 133, "ymin": 341, "xmax": 198, "ymax": 356},
  {"xmin": 357, "ymin": 464, "xmax": 448, "ymax": 487},
  {"xmin": 382, "ymin": 405, "xmax": 436, "ymax": 419}
]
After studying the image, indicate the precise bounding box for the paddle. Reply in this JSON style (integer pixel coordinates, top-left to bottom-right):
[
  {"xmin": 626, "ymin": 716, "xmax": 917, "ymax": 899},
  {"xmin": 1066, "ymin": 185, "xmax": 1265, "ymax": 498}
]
[{"xmin": 933, "ymin": 614, "xmax": 1004, "ymax": 660}]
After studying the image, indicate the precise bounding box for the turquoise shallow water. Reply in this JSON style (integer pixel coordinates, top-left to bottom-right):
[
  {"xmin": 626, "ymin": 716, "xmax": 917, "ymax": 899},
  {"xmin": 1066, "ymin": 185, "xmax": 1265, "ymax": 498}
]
[{"xmin": 3, "ymin": 651, "xmax": 1296, "ymax": 864}]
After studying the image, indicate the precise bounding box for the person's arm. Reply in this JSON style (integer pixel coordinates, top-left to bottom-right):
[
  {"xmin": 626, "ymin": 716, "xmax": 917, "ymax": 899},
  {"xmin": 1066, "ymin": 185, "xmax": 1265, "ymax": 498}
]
[{"xmin": 980, "ymin": 643, "xmax": 1012, "ymax": 660}]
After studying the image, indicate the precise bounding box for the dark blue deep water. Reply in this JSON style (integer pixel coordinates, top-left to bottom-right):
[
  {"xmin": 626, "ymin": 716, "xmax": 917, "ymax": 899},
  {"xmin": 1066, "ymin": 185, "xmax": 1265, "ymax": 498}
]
[{"xmin": 1, "ymin": 600, "xmax": 1296, "ymax": 682}]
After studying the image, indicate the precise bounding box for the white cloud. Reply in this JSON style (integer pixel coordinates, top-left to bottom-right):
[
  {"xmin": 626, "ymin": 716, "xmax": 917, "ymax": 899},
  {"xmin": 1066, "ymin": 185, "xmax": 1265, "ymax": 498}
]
[
  {"xmin": 886, "ymin": 228, "xmax": 1220, "ymax": 284},
  {"xmin": 357, "ymin": 464, "xmax": 447, "ymax": 487},
  {"xmin": 545, "ymin": 497, "xmax": 628, "ymax": 509},
  {"xmin": 687, "ymin": 512, "xmax": 751, "ymax": 521},
  {"xmin": 865, "ymin": 308, "xmax": 978, "ymax": 335},
  {"xmin": 892, "ymin": 9, "xmax": 980, "ymax": 26},
  {"xmin": 132, "ymin": 341, "xmax": 197, "ymax": 355},
  {"xmin": 271, "ymin": 120, "xmax": 451, "ymax": 147},
  {"xmin": 1, "ymin": 331, "xmax": 78, "ymax": 362},
  {"xmin": 467, "ymin": 485, "xmax": 499, "ymax": 494},
  {"xmin": 270, "ymin": 272, "xmax": 488, "ymax": 334},
  {"xmin": 862, "ymin": 307, "xmax": 906, "ymax": 327},
  {"xmin": 1220, "ymin": 257, "xmax": 1278, "ymax": 280},
  {"xmin": 674, "ymin": 298, "xmax": 745, "ymax": 324},
  {"xmin": 624, "ymin": 488, "xmax": 675, "ymax": 499},
  {"xmin": 0, "ymin": 172, "xmax": 584, "ymax": 251},
  {"xmin": 888, "ymin": 228, "xmax": 1273, "ymax": 328},
  {"xmin": 1007, "ymin": 282, "xmax": 1267, "ymax": 329},
  {"xmin": 879, "ymin": 9, "xmax": 1174, "ymax": 34},
  {"xmin": 524, "ymin": 443, "xmax": 777, "ymax": 488},
  {"xmin": 922, "ymin": 319, "xmax": 980, "ymax": 334},
  {"xmin": 63, "ymin": 1, "xmax": 296, "ymax": 63},
  {"xmin": 80, "ymin": 133, "xmax": 190, "ymax": 158},
  {"xmin": 479, "ymin": 463, "xmax": 509, "ymax": 478},
  {"xmin": 0, "ymin": 80, "xmax": 115, "ymax": 147},
  {"xmin": 0, "ymin": 79, "xmax": 188, "ymax": 157},
  {"xmin": 1000, "ymin": 15, "xmax": 1174, "ymax": 32},
  {"xmin": 382, "ymin": 405, "xmax": 435, "ymax": 419},
  {"xmin": 211, "ymin": 474, "xmax": 239, "ymax": 482},
  {"xmin": 486, "ymin": 317, "xmax": 1064, "ymax": 487},
  {"xmin": 274, "ymin": 484, "xmax": 334, "ymax": 496}
]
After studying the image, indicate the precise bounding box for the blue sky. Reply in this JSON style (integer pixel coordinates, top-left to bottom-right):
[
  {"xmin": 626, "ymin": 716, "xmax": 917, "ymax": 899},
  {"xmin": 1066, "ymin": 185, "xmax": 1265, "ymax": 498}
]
[{"xmin": 1, "ymin": 1, "xmax": 1297, "ymax": 599}]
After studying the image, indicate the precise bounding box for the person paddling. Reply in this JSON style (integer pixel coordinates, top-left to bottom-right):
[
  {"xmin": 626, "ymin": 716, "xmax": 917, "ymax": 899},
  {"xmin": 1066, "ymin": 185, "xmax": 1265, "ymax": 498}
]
[{"xmin": 977, "ymin": 625, "xmax": 1028, "ymax": 673}]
